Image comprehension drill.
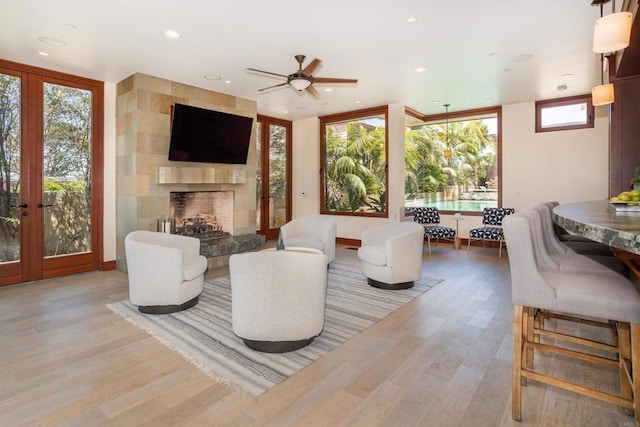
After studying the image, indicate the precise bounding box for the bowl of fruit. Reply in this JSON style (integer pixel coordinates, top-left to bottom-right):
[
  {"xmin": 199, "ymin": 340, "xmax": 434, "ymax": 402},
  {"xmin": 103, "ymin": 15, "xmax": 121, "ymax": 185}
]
[{"xmin": 610, "ymin": 190, "xmax": 640, "ymax": 211}]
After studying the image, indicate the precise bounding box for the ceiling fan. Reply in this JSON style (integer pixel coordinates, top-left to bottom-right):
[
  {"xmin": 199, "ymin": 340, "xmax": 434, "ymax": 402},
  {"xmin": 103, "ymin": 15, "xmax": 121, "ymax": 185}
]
[{"xmin": 247, "ymin": 55, "xmax": 358, "ymax": 98}]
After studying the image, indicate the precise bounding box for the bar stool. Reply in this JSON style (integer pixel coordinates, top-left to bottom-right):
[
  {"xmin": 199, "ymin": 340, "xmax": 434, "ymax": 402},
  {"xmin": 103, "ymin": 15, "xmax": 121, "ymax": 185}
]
[
  {"xmin": 525, "ymin": 207, "xmax": 627, "ymax": 277},
  {"xmin": 540, "ymin": 202, "xmax": 614, "ymax": 256},
  {"xmin": 503, "ymin": 211, "xmax": 640, "ymax": 422}
]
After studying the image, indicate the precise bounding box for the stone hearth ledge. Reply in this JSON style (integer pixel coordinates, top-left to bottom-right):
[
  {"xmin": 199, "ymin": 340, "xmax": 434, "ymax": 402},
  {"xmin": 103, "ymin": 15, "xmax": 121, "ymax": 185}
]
[{"xmin": 200, "ymin": 233, "xmax": 266, "ymax": 258}]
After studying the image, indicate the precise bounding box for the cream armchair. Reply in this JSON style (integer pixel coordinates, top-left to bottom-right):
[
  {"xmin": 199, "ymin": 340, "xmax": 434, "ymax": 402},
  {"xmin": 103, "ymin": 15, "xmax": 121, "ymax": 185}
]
[
  {"xmin": 125, "ymin": 230, "xmax": 207, "ymax": 314},
  {"xmin": 279, "ymin": 214, "xmax": 336, "ymax": 263},
  {"xmin": 357, "ymin": 221, "xmax": 425, "ymax": 290},
  {"xmin": 229, "ymin": 249, "xmax": 328, "ymax": 352}
]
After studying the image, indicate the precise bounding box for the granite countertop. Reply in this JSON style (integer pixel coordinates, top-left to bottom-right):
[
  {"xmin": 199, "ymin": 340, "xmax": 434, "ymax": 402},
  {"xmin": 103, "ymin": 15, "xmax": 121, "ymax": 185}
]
[{"xmin": 553, "ymin": 200, "xmax": 640, "ymax": 255}]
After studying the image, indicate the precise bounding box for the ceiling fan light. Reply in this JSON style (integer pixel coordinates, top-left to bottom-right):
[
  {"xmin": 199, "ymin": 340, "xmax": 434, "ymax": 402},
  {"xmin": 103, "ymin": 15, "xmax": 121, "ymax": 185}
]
[
  {"xmin": 593, "ymin": 12, "xmax": 632, "ymax": 53},
  {"xmin": 592, "ymin": 83, "xmax": 614, "ymax": 106},
  {"xmin": 289, "ymin": 77, "xmax": 311, "ymax": 91}
]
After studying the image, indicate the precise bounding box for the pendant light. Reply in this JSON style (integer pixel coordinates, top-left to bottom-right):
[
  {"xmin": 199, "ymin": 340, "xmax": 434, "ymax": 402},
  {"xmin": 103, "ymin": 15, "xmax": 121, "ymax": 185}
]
[
  {"xmin": 592, "ymin": 54, "xmax": 614, "ymax": 106},
  {"xmin": 592, "ymin": 0, "xmax": 632, "ymax": 53},
  {"xmin": 443, "ymin": 104, "xmax": 452, "ymax": 159}
]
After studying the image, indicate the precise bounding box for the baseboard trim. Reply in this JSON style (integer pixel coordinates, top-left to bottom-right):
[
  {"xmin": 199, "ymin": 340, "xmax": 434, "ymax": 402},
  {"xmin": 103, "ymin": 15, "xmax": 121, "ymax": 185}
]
[
  {"xmin": 102, "ymin": 260, "xmax": 117, "ymax": 271},
  {"xmin": 337, "ymin": 237, "xmax": 361, "ymax": 247}
]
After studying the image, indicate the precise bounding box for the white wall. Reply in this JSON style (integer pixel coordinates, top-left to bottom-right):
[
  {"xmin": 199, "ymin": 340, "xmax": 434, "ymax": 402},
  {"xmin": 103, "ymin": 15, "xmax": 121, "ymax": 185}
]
[
  {"xmin": 103, "ymin": 82, "xmax": 117, "ymax": 262},
  {"xmin": 502, "ymin": 102, "xmax": 609, "ymax": 211},
  {"xmin": 291, "ymin": 100, "xmax": 611, "ymax": 241},
  {"xmin": 101, "ymin": 95, "xmax": 610, "ymax": 251}
]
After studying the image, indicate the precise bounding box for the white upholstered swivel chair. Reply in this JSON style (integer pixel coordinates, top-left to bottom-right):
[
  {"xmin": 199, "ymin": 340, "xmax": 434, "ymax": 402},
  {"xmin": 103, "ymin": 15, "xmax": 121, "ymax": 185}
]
[
  {"xmin": 229, "ymin": 249, "xmax": 328, "ymax": 353},
  {"xmin": 279, "ymin": 215, "xmax": 336, "ymax": 263},
  {"xmin": 357, "ymin": 221, "xmax": 424, "ymax": 290},
  {"xmin": 125, "ymin": 230, "xmax": 207, "ymax": 314}
]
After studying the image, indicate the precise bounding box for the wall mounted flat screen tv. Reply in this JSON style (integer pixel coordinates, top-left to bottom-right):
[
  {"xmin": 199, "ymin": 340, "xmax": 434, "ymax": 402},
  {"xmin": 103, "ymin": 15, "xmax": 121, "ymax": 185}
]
[{"xmin": 168, "ymin": 103, "xmax": 254, "ymax": 164}]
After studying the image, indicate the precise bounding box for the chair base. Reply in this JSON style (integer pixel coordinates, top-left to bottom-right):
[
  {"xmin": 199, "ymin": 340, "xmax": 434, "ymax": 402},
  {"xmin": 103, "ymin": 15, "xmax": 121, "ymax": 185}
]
[
  {"xmin": 242, "ymin": 337, "xmax": 315, "ymax": 353},
  {"xmin": 367, "ymin": 278, "xmax": 414, "ymax": 290},
  {"xmin": 137, "ymin": 295, "xmax": 200, "ymax": 314}
]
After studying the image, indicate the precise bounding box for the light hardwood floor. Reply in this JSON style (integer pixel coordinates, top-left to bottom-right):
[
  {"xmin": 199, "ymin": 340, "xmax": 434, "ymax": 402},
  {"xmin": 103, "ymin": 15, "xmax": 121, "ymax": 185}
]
[{"xmin": 0, "ymin": 244, "xmax": 635, "ymax": 426}]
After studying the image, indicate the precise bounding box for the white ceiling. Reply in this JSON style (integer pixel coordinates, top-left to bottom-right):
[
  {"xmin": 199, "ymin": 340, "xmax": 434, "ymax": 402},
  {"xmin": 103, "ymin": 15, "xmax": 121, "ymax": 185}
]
[{"xmin": 0, "ymin": 0, "xmax": 615, "ymax": 121}]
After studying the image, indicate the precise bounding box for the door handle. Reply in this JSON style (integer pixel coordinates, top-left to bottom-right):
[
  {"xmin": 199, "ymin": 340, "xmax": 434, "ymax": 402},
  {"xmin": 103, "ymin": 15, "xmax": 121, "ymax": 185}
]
[
  {"xmin": 11, "ymin": 203, "xmax": 28, "ymax": 208},
  {"xmin": 22, "ymin": 211, "xmax": 28, "ymax": 216},
  {"xmin": 37, "ymin": 203, "xmax": 53, "ymax": 208}
]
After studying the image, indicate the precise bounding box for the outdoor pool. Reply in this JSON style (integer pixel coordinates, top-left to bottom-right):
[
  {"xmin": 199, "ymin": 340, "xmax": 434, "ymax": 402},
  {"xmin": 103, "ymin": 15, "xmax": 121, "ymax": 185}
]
[{"xmin": 405, "ymin": 199, "xmax": 498, "ymax": 213}]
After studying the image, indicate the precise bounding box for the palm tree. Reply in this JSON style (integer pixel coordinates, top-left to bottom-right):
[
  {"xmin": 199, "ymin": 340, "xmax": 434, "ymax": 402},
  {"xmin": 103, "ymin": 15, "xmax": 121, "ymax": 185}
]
[
  {"xmin": 325, "ymin": 121, "xmax": 386, "ymax": 212},
  {"xmin": 405, "ymin": 119, "xmax": 496, "ymax": 200}
]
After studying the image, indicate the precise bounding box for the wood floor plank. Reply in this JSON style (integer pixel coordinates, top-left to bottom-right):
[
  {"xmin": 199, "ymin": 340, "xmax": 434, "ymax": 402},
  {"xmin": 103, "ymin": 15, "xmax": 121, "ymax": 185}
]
[{"xmin": 0, "ymin": 245, "xmax": 635, "ymax": 426}]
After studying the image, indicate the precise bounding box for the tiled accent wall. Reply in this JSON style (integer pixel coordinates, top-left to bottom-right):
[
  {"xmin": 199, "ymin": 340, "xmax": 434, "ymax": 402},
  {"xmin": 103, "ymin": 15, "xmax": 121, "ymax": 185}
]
[{"xmin": 115, "ymin": 73, "xmax": 258, "ymax": 271}]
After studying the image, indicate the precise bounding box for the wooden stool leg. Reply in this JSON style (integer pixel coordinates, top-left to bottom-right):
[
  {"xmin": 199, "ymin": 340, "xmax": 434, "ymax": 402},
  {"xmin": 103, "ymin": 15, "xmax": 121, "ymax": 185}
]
[
  {"xmin": 632, "ymin": 323, "xmax": 640, "ymax": 423},
  {"xmin": 513, "ymin": 305, "xmax": 524, "ymax": 421},
  {"xmin": 524, "ymin": 307, "xmax": 535, "ymax": 369},
  {"xmin": 618, "ymin": 322, "xmax": 633, "ymax": 416}
]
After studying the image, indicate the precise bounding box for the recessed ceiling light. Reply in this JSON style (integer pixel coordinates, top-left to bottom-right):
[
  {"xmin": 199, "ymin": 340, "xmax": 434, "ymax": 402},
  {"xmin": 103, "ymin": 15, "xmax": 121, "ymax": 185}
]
[
  {"xmin": 561, "ymin": 73, "xmax": 573, "ymax": 79},
  {"xmin": 557, "ymin": 84, "xmax": 568, "ymax": 92},
  {"xmin": 354, "ymin": 100, "xmax": 361, "ymax": 104},
  {"xmin": 65, "ymin": 24, "xmax": 78, "ymax": 30},
  {"xmin": 406, "ymin": 16, "xmax": 417, "ymax": 23},
  {"xmin": 224, "ymin": 80, "xmax": 231, "ymax": 84},
  {"xmin": 203, "ymin": 74, "xmax": 221, "ymax": 81},
  {"xmin": 324, "ymin": 88, "xmax": 333, "ymax": 92},
  {"xmin": 38, "ymin": 36, "xmax": 65, "ymax": 46},
  {"xmin": 485, "ymin": 99, "xmax": 493, "ymax": 103},
  {"xmin": 414, "ymin": 67, "xmax": 427, "ymax": 73},
  {"xmin": 432, "ymin": 100, "xmax": 439, "ymax": 104},
  {"xmin": 296, "ymin": 106, "xmax": 308, "ymax": 110},
  {"xmin": 283, "ymin": 110, "xmax": 288, "ymax": 114},
  {"xmin": 38, "ymin": 51, "xmax": 49, "ymax": 56},
  {"xmin": 512, "ymin": 53, "xmax": 534, "ymax": 62},
  {"xmin": 504, "ymin": 68, "xmax": 512, "ymax": 72},
  {"xmin": 488, "ymin": 52, "xmax": 499, "ymax": 57},
  {"xmin": 163, "ymin": 29, "xmax": 181, "ymax": 39}
]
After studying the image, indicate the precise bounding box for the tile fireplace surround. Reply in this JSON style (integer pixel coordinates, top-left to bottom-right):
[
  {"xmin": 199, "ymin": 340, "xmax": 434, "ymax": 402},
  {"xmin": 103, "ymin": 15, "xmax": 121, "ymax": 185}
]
[{"xmin": 115, "ymin": 72, "xmax": 263, "ymax": 271}]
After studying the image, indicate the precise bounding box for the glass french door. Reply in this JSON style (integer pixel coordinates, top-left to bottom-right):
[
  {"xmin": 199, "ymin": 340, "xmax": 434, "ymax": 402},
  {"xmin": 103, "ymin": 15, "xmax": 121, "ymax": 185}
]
[
  {"xmin": 0, "ymin": 61, "xmax": 103, "ymax": 286},
  {"xmin": 256, "ymin": 115, "xmax": 291, "ymax": 240}
]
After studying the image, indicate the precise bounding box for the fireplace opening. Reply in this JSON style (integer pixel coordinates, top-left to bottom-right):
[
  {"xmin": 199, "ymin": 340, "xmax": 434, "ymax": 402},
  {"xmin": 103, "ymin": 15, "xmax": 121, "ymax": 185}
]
[{"xmin": 169, "ymin": 191, "xmax": 233, "ymax": 240}]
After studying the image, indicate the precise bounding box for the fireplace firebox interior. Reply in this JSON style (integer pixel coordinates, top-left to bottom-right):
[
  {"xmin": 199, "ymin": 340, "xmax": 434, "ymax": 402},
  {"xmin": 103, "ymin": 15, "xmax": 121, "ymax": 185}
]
[{"xmin": 167, "ymin": 191, "xmax": 233, "ymax": 240}]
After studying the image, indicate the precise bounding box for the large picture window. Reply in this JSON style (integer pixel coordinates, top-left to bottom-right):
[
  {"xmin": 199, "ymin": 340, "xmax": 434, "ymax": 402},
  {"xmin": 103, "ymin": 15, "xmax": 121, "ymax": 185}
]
[
  {"xmin": 320, "ymin": 106, "xmax": 388, "ymax": 216},
  {"xmin": 405, "ymin": 106, "xmax": 501, "ymax": 214}
]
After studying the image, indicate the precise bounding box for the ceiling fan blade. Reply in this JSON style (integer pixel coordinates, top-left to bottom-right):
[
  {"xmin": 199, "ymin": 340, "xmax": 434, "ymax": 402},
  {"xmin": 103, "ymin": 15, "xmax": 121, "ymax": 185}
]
[
  {"xmin": 313, "ymin": 77, "xmax": 358, "ymax": 84},
  {"xmin": 258, "ymin": 82, "xmax": 289, "ymax": 92},
  {"xmin": 302, "ymin": 58, "xmax": 321, "ymax": 77},
  {"xmin": 305, "ymin": 85, "xmax": 320, "ymax": 99},
  {"xmin": 246, "ymin": 68, "xmax": 288, "ymax": 79}
]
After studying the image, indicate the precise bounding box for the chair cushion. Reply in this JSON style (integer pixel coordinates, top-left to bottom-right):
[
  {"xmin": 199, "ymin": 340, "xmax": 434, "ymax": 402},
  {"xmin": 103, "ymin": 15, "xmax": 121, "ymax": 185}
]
[
  {"xmin": 183, "ymin": 255, "xmax": 207, "ymax": 281},
  {"xmin": 424, "ymin": 225, "xmax": 455, "ymax": 239},
  {"xmin": 469, "ymin": 226, "xmax": 503, "ymax": 240},
  {"xmin": 357, "ymin": 244, "xmax": 387, "ymax": 266},
  {"xmin": 284, "ymin": 237, "xmax": 325, "ymax": 252},
  {"xmin": 543, "ymin": 270, "xmax": 640, "ymax": 324}
]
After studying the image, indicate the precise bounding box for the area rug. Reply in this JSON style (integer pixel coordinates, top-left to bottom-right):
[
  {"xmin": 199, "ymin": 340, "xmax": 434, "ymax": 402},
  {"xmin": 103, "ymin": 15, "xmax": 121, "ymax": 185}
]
[{"xmin": 107, "ymin": 264, "xmax": 442, "ymax": 399}]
